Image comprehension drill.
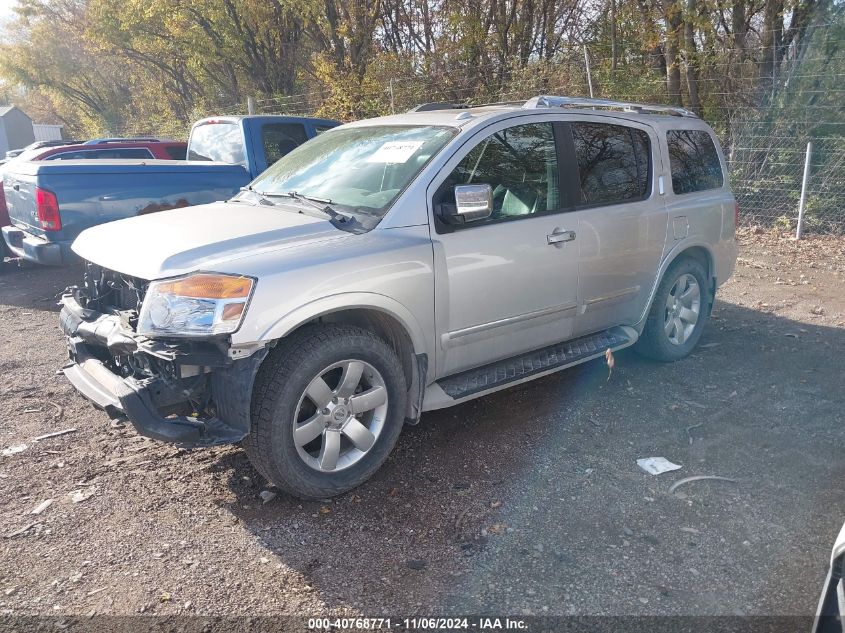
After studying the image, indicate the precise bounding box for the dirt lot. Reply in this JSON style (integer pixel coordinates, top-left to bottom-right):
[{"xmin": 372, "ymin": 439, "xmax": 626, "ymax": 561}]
[{"xmin": 0, "ymin": 230, "xmax": 843, "ymax": 620}]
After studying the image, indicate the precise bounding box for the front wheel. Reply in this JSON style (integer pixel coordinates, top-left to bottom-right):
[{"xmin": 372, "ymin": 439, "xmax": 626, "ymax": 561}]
[
  {"xmin": 244, "ymin": 324, "xmax": 408, "ymax": 499},
  {"xmin": 635, "ymin": 257, "xmax": 710, "ymax": 362}
]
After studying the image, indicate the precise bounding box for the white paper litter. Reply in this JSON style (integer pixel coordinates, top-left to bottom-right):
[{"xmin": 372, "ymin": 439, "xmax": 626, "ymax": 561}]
[
  {"xmin": 1, "ymin": 444, "xmax": 28, "ymax": 457},
  {"xmin": 366, "ymin": 140, "xmax": 424, "ymax": 164},
  {"xmin": 636, "ymin": 457, "xmax": 682, "ymax": 475}
]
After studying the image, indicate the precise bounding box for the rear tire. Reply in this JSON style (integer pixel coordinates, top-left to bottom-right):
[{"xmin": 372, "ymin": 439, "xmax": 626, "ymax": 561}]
[
  {"xmin": 244, "ymin": 324, "xmax": 407, "ymax": 499},
  {"xmin": 635, "ymin": 257, "xmax": 710, "ymax": 362}
]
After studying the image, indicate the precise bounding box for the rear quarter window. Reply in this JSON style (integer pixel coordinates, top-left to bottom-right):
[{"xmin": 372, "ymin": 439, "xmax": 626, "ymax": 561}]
[{"xmin": 666, "ymin": 130, "xmax": 724, "ymax": 194}]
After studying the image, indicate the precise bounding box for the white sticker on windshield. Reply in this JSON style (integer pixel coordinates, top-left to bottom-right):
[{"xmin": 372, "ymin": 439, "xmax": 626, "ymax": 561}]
[{"xmin": 366, "ymin": 140, "xmax": 424, "ymax": 164}]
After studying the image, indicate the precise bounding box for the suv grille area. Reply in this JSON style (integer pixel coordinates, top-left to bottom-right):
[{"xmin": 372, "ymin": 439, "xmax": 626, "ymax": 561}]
[{"xmin": 80, "ymin": 261, "xmax": 149, "ymax": 330}]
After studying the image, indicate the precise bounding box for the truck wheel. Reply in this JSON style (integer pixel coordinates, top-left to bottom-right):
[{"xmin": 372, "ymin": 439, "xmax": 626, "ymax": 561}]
[
  {"xmin": 635, "ymin": 257, "xmax": 710, "ymax": 362},
  {"xmin": 245, "ymin": 324, "xmax": 407, "ymax": 499}
]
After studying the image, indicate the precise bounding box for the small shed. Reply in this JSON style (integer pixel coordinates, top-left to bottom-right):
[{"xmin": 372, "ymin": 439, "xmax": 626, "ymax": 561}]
[
  {"xmin": 0, "ymin": 106, "xmax": 36, "ymax": 155},
  {"xmin": 33, "ymin": 123, "xmax": 64, "ymax": 142}
]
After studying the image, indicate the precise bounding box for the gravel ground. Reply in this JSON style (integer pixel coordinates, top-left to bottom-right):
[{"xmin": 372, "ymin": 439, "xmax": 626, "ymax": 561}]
[{"xmin": 0, "ymin": 229, "xmax": 843, "ymax": 619}]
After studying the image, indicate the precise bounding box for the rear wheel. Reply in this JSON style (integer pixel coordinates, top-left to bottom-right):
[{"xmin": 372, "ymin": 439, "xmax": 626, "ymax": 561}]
[
  {"xmin": 244, "ymin": 324, "xmax": 407, "ymax": 499},
  {"xmin": 635, "ymin": 257, "xmax": 710, "ymax": 362}
]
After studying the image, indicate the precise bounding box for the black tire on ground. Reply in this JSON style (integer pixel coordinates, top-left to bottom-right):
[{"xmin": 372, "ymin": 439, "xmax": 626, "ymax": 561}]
[
  {"xmin": 634, "ymin": 256, "xmax": 711, "ymax": 362},
  {"xmin": 0, "ymin": 238, "xmax": 8, "ymax": 273},
  {"xmin": 244, "ymin": 323, "xmax": 408, "ymax": 499}
]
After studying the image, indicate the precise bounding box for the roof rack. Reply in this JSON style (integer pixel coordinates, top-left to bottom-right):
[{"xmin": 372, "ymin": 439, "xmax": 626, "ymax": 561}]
[
  {"xmin": 408, "ymin": 103, "xmax": 470, "ymax": 112},
  {"xmin": 408, "ymin": 100, "xmax": 525, "ymax": 113},
  {"xmin": 523, "ymin": 95, "xmax": 698, "ymax": 118}
]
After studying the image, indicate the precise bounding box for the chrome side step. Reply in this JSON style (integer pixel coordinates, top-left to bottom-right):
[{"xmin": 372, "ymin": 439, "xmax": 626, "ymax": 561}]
[{"xmin": 433, "ymin": 327, "xmax": 635, "ymax": 403}]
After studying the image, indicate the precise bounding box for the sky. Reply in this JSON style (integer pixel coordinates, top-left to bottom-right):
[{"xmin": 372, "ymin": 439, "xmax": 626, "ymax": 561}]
[{"xmin": 0, "ymin": 0, "xmax": 17, "ymax": 23}]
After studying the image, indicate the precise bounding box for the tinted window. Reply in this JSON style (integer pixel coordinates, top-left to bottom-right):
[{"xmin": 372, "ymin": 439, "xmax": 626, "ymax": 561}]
[
  {"xmin": 107, "ymin": 149, "xmax": 153, "ymax": 159},
  {"xmin": 188, "ymin": 122, "xmax": 245, "ymax": 164},
  {"xmin": 49, "ymin": 148, "xmax": 153, "ymax": 160},
  {"xmin": 165, "ymin": 146, "xmax": 187, "ymax": 160},
  {"xmin": 571, "ymin": 123, "xmax": 650, "ymax": 206},
  {"xmin": 445, "ymin": 122, "xmax": 559, "ymax": 220},
  {"xmin": 262, "ymin": 123, "xmax": 309, "ymax": 166},
  {"xmin": 667, "ymin": 130, "xmax": 723, "ymax": 194}
]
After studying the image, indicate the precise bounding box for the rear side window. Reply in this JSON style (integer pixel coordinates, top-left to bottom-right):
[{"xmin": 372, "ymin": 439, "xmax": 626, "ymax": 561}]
[
  {"xmin": 165, "ymin": 146, "xmax": 187, "ymax": 160},
  {"xmin": 666, "ymin": 130, "xmax": 723, "ymax": 194},
  {"xmin": 571, "ymin": 123, "xmax": 651, "ymax": 206},
  {"xmin": 49, "ymin": 148, "xmax": 152, "ymax": 160},
  {"xmin": 262, "ymin": 123, "xmax": 309, "ymax": 166},
  {"xmin": 105, "ymin": 149, "xmax": 153, "ymax": 159}
]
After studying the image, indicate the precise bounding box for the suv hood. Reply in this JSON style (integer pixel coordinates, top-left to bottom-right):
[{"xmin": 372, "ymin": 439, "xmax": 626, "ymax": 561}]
[{"xmin": 72, "ymin": 201, "xmax": 346, "ymax": 280}]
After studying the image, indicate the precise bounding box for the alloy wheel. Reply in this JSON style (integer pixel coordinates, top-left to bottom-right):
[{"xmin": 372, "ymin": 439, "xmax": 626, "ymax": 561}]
[
  {"xmin": 292, "ymin": 359, "xmax": 389, "ymax": 472},
  {"xmin": 663, "ymin": 273, "xmax": 701, "ymax": 346}
]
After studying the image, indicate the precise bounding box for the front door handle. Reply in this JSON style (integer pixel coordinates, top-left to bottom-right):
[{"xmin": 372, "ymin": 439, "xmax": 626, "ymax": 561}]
[{"xmin": 547, "ymin": 229, "xmax": 576, "ymax": 245}]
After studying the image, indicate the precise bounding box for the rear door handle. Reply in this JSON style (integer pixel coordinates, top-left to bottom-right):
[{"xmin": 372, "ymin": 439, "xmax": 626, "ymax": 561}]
[{"xmin": 547, "ymin": 229, "xmax": 576, "ymax": 245}]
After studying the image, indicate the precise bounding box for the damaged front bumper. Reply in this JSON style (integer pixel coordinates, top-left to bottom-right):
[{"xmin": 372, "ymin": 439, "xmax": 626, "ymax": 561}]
[{"xmin": 59, "ymin": 289, "xmax": 266, "ymax": 447}]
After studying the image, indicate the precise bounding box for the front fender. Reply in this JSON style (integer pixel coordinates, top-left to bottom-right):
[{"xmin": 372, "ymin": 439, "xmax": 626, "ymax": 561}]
[{"xmin": 258, "ymin": 292, "xmax": 429, "ymax": 357}]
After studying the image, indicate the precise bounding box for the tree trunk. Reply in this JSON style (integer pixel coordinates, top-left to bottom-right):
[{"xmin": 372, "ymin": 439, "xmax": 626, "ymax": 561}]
[
  {"xmin": 664, "ymin": 0, "xmax": 683, "ymax": 105},
  {"xmin": 683, "ymin": 0, "xmax": 701, "ymax": 114}
]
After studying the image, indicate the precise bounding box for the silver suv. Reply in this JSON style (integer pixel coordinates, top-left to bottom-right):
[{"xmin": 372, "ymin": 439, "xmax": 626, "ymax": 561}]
[{"xmin": 60, "ymin": 96, "xmax": 737, "ymax": 498}]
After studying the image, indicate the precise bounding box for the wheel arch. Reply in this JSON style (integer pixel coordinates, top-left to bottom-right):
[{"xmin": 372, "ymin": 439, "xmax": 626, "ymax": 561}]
[
  {"xmin": 635, "ymin": 242, "xmax": 716, "ymax": 332},
  {"xmin": 260, "ymin": 294, "xmax": 428, "ymax": 422}
]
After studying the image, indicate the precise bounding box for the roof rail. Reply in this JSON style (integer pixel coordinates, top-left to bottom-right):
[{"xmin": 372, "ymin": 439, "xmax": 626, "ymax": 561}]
[
  {"xmin": 408, "ymin": 103, "xmax": 470, "ymax": 112},
  {"xmin": 523, "ymin": 95, "xmax": 698, "ymax": 118}
]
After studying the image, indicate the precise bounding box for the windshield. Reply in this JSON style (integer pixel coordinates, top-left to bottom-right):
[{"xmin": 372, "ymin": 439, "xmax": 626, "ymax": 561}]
[
  {"xmin": 188, "ymin": 121, "xmax": 246, "ymax": 164},
  {"xmin": 248, "ymin": 125, "xmax": 456, "ymax": 216}
]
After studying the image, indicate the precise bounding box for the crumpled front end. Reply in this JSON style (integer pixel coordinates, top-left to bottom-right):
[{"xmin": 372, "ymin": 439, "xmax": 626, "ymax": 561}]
[{"xmin": 59, "ymin": 262, "xmax": 266, "ymax": 447}]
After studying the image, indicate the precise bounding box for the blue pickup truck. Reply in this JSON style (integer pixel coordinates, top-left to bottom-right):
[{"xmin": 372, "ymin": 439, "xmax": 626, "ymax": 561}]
[{"xmin": 1, "ymin": 115, "xmax": 338, "ymax": 266}]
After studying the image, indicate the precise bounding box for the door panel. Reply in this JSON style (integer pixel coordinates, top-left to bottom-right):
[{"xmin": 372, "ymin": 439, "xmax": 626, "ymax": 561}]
[
  {"xmin": 430, "ymin": 119, "xmax": 580, "ymax": 377},
  {"xmin": 561, "ymin": 120, "xmax": 667, "ymax": 335}
]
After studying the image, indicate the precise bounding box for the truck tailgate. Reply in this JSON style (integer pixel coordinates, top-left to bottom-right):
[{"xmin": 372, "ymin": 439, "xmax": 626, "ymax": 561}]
[{"xmin": 2, "ymin": 171, "xmax": 41, "ymax": 234}]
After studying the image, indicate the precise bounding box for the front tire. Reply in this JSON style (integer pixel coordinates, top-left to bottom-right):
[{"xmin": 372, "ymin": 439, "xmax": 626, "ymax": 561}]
[
  {"xmin": 244, "ymin": 324, "xmax": 407, "ymax": 499},
  {"xmin": 635, "ymin": 257, "xmax": 710, "ymax": 362}
]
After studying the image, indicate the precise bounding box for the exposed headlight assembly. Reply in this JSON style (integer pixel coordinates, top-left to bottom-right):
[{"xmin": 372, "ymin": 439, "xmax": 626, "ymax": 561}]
[{"xmin": 137, "ymin": 273, "xmax": 255, "ymax": 337}]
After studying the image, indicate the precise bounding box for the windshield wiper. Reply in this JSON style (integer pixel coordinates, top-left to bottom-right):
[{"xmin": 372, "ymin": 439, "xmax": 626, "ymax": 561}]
[
  {"xmin": 239, "ymin": 185, "xmax": 275, "ymax": 206},
  {"xmin": 283, "ymin": 190, "xmax": 354, "ymax": 224}
]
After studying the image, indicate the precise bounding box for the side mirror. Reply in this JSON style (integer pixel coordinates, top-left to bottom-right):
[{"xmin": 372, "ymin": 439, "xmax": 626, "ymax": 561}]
[{"xmin": 447, "ymin": 184, "xmax": 493, "ymax": 224}]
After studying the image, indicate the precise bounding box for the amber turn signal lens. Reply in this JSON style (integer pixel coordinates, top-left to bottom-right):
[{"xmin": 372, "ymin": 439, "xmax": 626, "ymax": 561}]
[
  {"xmin": 157, "ymin": 274, "xmax": 253, "ymax": 299},
  {"xmin": 221, "ymin": 303, "xmax": 245, "ymax": 321}
]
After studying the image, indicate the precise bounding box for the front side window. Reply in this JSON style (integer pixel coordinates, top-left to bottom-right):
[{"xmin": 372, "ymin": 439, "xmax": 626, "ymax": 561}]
[
  {"xmin": 262, "ymin": 123, "xmax": 309, "ymax": 166},
  {"xmin": 571, "ymin": 122, "xmax": 651, "ymax": 206},
  {"xmin": 667, "ymin": 130, "xmax": 724, "ymax": 194},
  {"xmin": 443, "ymin": 122, "xmax": 560, "ymax": 220},
  {"xmin": 250, "ymin": 125, "xmax": 455, "ymax": 216}
]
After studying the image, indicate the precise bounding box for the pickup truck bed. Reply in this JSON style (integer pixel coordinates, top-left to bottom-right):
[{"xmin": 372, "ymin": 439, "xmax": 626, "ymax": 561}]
[
  {"xmin": 2, "ymin": 160, "xmax": 247, "ymax": 265},
  {"xmin": 1, "ymin": 114, "xmax": 339, "ymax": 266}
]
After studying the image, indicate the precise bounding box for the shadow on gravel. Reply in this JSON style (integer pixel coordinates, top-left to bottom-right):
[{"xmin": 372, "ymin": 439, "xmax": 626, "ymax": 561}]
[
  {"xmin": 0, "ymin": 262, "xmax": 82, "ymax": 311},
  {"xmin": 212, "ymin": 301, "xmax": 845, "ymax": 616}
]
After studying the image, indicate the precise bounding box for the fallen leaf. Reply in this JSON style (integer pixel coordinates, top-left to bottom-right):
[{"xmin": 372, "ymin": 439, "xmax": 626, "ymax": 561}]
[
  {"xmin": 319, "ymin": 506, "xmax": 331, "ymax": 514},
  {"xmin": 487, "ymin": 523, "xmax": 508, "ymax": 535}
]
